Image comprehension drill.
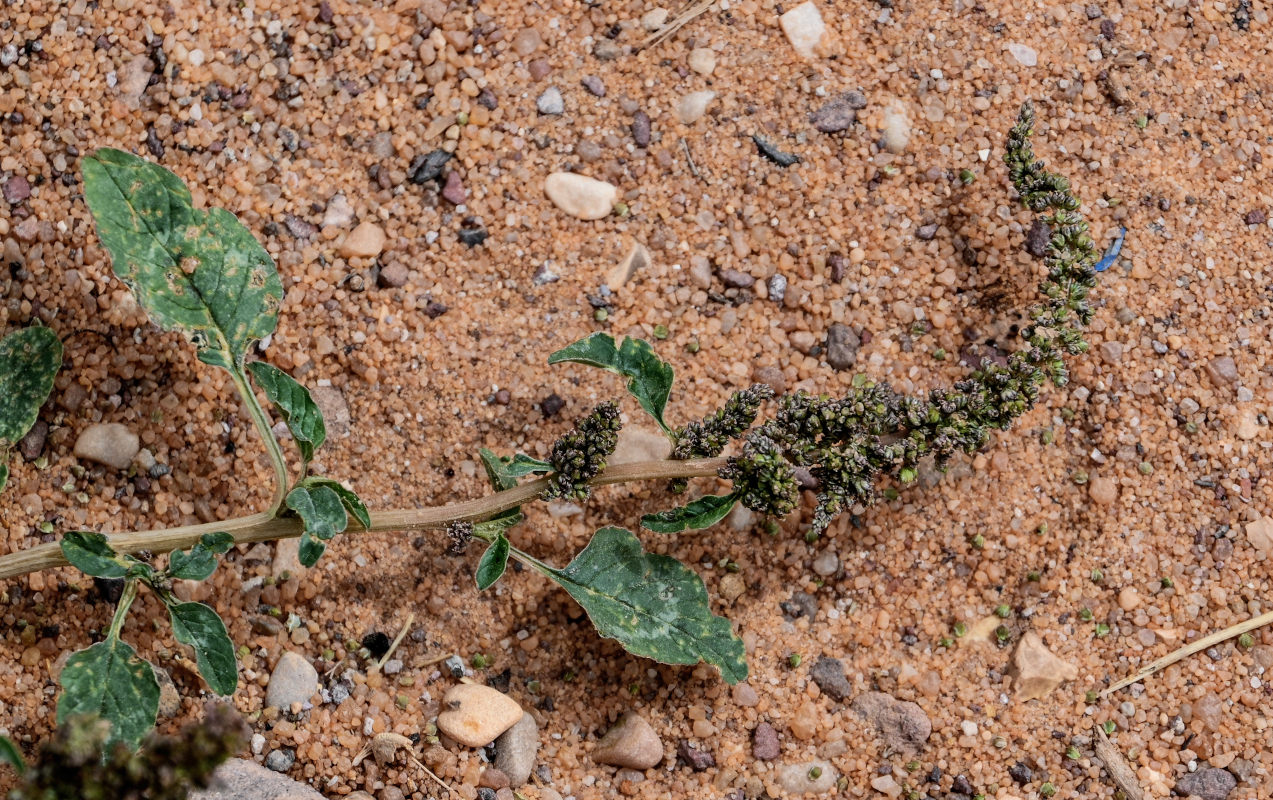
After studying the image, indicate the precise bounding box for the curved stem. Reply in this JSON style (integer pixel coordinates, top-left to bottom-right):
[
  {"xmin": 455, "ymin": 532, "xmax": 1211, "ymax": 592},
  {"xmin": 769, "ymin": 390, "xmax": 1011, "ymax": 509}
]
[
  {"xmin": 106, "ymin": 579, "xmax": 139, "ymax": 640},
  {"xmin": 0, "ymin": 457, "xmax": 727, "ymax": 581},
  {"xmin": 230, "ymin": 366, "xmax": 290, "ymax": 514}
]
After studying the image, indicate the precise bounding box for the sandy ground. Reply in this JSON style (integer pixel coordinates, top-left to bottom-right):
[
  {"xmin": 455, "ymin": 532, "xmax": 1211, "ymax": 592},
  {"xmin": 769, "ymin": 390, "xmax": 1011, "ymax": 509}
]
[{"xmin": 1, "ymin": 0, "xmax": 1272, "ymax": 797}]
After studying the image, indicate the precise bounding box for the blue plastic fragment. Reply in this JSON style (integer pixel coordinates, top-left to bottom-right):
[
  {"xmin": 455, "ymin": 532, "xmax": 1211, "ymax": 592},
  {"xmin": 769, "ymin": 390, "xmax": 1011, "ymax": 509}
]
[{"xmin": 1094, "ymin": 227, "xmax": 1126, "ymax": 273}]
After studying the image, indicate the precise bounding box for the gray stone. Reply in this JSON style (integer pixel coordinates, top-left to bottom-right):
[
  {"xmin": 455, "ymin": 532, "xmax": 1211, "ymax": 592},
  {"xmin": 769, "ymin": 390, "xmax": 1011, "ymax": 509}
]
[
  {"xmin": 494, "ymin": 711, "xmax": 539, "ymax": 787},
  {"xmin": 825, "ymin": 324, "xmax": 861, "ymax": 370},
  {"xmin": 809, "ymin": 657, "xmax": 852, "ymax": 701},
  {"xmin": 536, "ymin": 87, "xmax": 564, "ymax": 115},
  {"xmin": 74, "ymin": 423, "xmax": 140, "ymax": 469},
  {"xmin": 752, "ymin": 722, "xmax": 779, "ymax": 760},
  {"xmin": 265, "ymin": 652, "xmax": 319, "ymax": 709},
  {"xmin": 191, "ymin": 758, "xmax": 323, "ymax": 799},
  {"xmin": 156, "ymin": 667, "xmax": 181, "ymax": 718},
  {"xmin": 916, "ymin": 223, "xmax": 938, "ymax": 241},
  {"xmin": 581, "ymin": 75, "xmax": 606, "ymax": 97},
  {"xmin": 777, "ymin": 760, "xmax": 838, "ymax": 794},
  {"xmin": 851, "ymin": 691, "xmax": 932, "ymax": 753},
  {"xmin": 1175, "ymin": 767, "xmax": 1237, "ymax": 800},
  {"xmin": 265, "ymin": 749, "xmax": 296, "ymax": 772},
  {"xmin": 810, "ymin": 91, "xmax": 867, "ymax": 133},
  {"xmin": 1025, "ymin": 219, "xmax": 1052, "ymax": 257}
]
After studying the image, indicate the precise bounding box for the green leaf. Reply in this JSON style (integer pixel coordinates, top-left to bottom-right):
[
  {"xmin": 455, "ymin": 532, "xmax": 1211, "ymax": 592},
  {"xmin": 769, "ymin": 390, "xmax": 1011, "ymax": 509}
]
[
  {"xmin": 298, "ymin": 534, "xmax": 326, "ymax": 568},
  {"xmin": 548, "ymin": 333, "xmax": 675, "ymax": 432},
  {"xmin": 505, "ymin": 453, "xmax": 554, "ymax": 477},
  {"xmin": 57, "ymin": 638, "xmax": 159, "ymax": 750},
  {"xmin": 538, "ymin": 527, "xmax": 747, "ymax": 683},
  {"xmin": 167, "ymin": 532, "xmax": 235, "ymax": 582},
  {"xmin": 0, "ymin": 736, "xmax": 24, "ymax": 776},
  {"xmin": 641, "ymin": 492, "xmax": 738, "ymax": 534},
  {"xmin": 478, "ymin": 448, "xmax": 525, "ymax": 526},
  {"xmin": 166, "ymin": 602, "xmax": 238, "ymax": 696},
  {"xmin": 475, "ymin": 533, "xmax": 510, "ymax": 591},
  {"xmin": 0, "ymin": 326, "xmax": 62, "ymax": 491},
  {"xmin": 246, "ymin": 361, "xmax": 326, "ymax": 465},
  {"xmin": 285, "ymin": 484, "xmax": 348, "ymax": 542},
  {"xmin": 60, "ymin": 531, "xmax": 129, "ymax": 580},
  {"xmin": 81, "ymin": 148, "xmax": 284, "ymax": 371},
  {"xmin": 302, "ymin": 477, "xmax": 370, "ymax": 529}
]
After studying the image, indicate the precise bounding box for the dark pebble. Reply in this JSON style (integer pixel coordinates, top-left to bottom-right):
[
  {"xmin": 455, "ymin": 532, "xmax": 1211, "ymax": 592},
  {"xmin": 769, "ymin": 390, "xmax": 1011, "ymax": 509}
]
[
  {"xmin": 318, "ymin": 1, "xmax": 334, "ymax": 23},
  {"xmin": 809, "ymin": 656, "xmax": 852, "ymax": 701},
  {"xmin": 424, "ymin": 300, "xmax": 449, "ymax": 318},
  {"xmin": 1100, "ymin": 18, "xmax": 1116, "ymax": 37},
  {"xmin": 361, "ymin": 631, "xmax": 391, "ymax": 658},
  {"xmin": 780, "ymin": 591, "xmax": 818, "ymax": 620},
  {"xmin": 409, "ymin": 149, "xmax": 453, "ymax": 184},
  {"xmin": 494, "ymin": 389, "xmax": 511, "ymax": 405},
  {"xmin": 3, "ymin": 175, "xmax": 30, "ymax": 205},
  {"xmin": 1008, "ymin": 762, "xmax": 1033, "ymax": 784},
  {"xmin": 94, "ymin": 577, "xmax": 125, "ymax": 605},
  {"xmin": 477, "ymin": 789, "xmax": 497, "ymax": 800},
  {"xmin": 631, "ymin": 111, "xmax": 651, "ymax": 147},
  {"xmin": 1175, "ymin": 767, "xmax": 1236, "ymax": 800},
  {"xmin": 828, "ymin": 252, "xmax": 846, "ymax": 281},
  {"xmin": 676, "ymin": 740, "xmax": 715, "ymax": 771},
  {"xmin": 767, "ymin": 273, "xmax": 787, "ymax": 303},
  {"xmin": 753, "ymin": 135, "xmax": 801, "ymax": 167},
  {"xmin": 251, "ymin": 615, "xmax": 285, "ymax": 635},
  {"xmin": 1244, "ymin": 208, "xmax": 1267, "ymax": 226},
  {"xmin": 826, "ymin": 323, "xmax": 861, "ymax": 370},
  {"xmin": 528, "ymin": 59, "xmax": 551, "ymax": 80},
  {"xmin": 18, "ymin": 420, "xmax": 47, "ymax": 461},
  {"xmin": 916, "ymin": 223, "xmax": 938, "ymax": 241},
  {"xmin": 541, "ymin": 393, "xmax": 565, "ymax": 418},
  {"xmin": 283, "ymin": 214, "xmax": 316, "ymax": 239},
  {"xmin": 477, "ymin": 88, "xmax": 498, "ymax": 109},
  {"xmin": 752, "ymin": 722, "xmax": 780, "ymax": 761},
  {"xmin": 1025, "ymin": 218, "xmax": 1052, "ymax": 257},
  {"xmin": 458, "ymin": 221, "xmax": 488, "ymax": 247},
  {"xmin": 951, "ymin": 775, "xmax": 975, "ymax": 794},
  {"xmin": 720, "ymin": 268, "xmax": 755, "ymax": 288},
  {"xmin": 581, "ymin": 75, "xmax": 606, "ymax": 97},
  {"xmin": 809, "ymin": 90, "xmax": 868, "ymax": 133}
]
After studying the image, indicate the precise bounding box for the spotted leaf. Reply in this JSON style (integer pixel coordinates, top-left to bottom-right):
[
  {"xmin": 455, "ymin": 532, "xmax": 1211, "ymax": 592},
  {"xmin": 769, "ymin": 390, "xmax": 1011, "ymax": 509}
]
[
  {"xmin": 548, "ymin": 333, "xmax": 675, "ymax": 433},
  {"xmin": 641, "ymin": 492, "xmax": 738, "ymax": 534},
  {"xmin": 57, "ymin": 637, "xmax": 159, "ymax": 751},
  {"xmin": 0, "ymin": 326, "xmax": 61, "ymax": 490},
  {"xmin": 246, "ymin": 361, "xmax": 326, "ymax": 467}
]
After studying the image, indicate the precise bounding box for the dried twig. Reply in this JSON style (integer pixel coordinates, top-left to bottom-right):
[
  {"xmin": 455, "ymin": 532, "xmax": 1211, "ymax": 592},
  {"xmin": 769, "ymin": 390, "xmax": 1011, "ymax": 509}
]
[
  {"xmin": 681, "ymin": 138, "xmax": 705, "ymax": 183},
  {"xmin": 1102, "ymin": 609, "xmax": 1273, "ymax": 696},
  {"xmin": 639, "ymin": 0, "xmax": 715, "ymax": 50},
  {"xmin": 374, "ymin": 612, "xmax": 415, "ymax": 672},
  {"xmin": 1094, "ymin": 725, "xmax": 1145, "ymax": 800}
]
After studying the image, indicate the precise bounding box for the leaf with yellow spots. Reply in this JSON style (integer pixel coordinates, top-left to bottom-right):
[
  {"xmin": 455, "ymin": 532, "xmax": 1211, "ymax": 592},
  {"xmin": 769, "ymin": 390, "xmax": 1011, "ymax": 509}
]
[
  {"xmin": 82, "ymin": 149, "xmax": 283, "ymax": 371},
  {"xmin": 535, "ymin": 527, "xmax": 747, "ymax": 683}
]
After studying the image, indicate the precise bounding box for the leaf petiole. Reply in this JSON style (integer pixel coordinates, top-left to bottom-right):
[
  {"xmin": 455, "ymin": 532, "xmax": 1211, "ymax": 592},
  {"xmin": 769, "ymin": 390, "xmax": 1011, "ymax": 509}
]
[
  {"xmin": 106, "ymin": 578, "xmax": 140, "ymax": 642},
  {"xmin": 230, "ymin": 367, "xmax": 291, "ymax": 515}
]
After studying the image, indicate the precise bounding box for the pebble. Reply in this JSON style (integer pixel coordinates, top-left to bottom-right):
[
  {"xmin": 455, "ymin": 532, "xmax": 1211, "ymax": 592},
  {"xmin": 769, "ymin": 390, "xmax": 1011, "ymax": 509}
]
[
  {"xmin": 789, "ymin": 331, "xmax": 817, "ymax": 354},
  {"xmin": 631, "ymin": 111, "xmax": 652, "ymax": 147},
  {"xmin": 1244, "ymin": 208, "xmax": 1267, "ymax": 226},
  {"xmin": 720, "ymin": 268, "xmax": 754, "ymax": 288},
  {"xmin": 338, "ymin": 221, "xmax": 386, "ymax": 259},
  {"xmin": 640, "ymin": 8, "xmax": 669, "ymax": 31},
  {"xmin": 1025, "ymin": 219, "xmax": 1052, "ymax": 257},
  {"xmin": 881, "ymin": 103, "xmax": 911, "ymax": 153},
  {"xmin": 581, "ymin": 75, "xmax": 606, "ymax": 97},
  {"xmin": 18, "ymin": 420, "xmax": 48, "ymax": 461},
  {"xmin": 3, "ymin": 175, "xmax": 30, "ymax": 205},
  {"xmin": 809, "ymin": 90, "xmax": 867, "ymax": 133},
  {"xmin": 732, "ymin": 682, "xmax": 759, "ymax": 707},
  {"xmin": 155, "ymin": 667, "xmax": 180, "ymax": 718},
  {"xmin": 265, "ymin": 748, "xmax": 296, "ymax": 773},
  {"xmin": 536, "ymin": 87, "xmax": 564, "ymax": 115},
  {"xmin": 512, "ymin": 27, "xmax": 542, "ymax": 57},
  {"xmin": 494, "ymin": 712, "xmax": 539, "ymax": 787},
  {"xmin": 777, "ymin": 760, "xmax": 838, "ymax": 794},
  {"xmin": 676, "ymin": 91, "xmax": 716, "ymax": 124},
  {"xmin": 676, "ymin": 740, "xmax": 715, "ymax": 771},
  {"xmin": 809, "ymin": 656, "xmax": 852, "ymax": 701},
  {"xmin": 825, "ymin": 323, "xmax": 861, "ymax": 370},
  {"xmin": 752, "ymin": 722, "xmax": 780, "ymax": 760},
  {"xmin": 916, "ymin": 223, "xmax": 938, "ymax": 241},
  {"xmin": 1118, "ymin": 586, "xmax": 1141, "ymax": 611},
  {"xmin": 851, "ymin": 691, "xmax": 932, "ymax": 753},
  {"xmin": 1089, "ymin": 476, "xmax": 1119, "ymax": 505},
  {"xmin": 1205, "ymin": 356, "xmax": 1239, "ymax": 386},
  {"xmin": 441, "ymin": 171, "xmax": 467, "ymax": 205},
  {"xmin": 543, "ymin": 172, "xmax": 618, "ymax": 220},
  {"xmin": 73, "ymin": 423, "xmax": 140, "ymax": 470},
  {"xmin": 767, "ymin": 274, "xmax": 788, "ymax": 303},
  {"xmin": 265, "ymin": 651, "xmax": 320, "ymax": 709},
  {"xmin": 688, "ymin": 47, "xmax": 716, "ymax": 76},
  {"xmin": 1175, "ymin": 767, "xmax": 1237, "ymax": 800},
  {"xmin": 437, "ymin": 683, "xmax": 524, "ymax": 747},
  {"xmin": 319, "ymin": 195, "xmax": 354, "ymax": 230},
  {"xmin": 190, "ymin": 759, "xmax": 323, "ymax": 800},
  {"xmin": 592, "ymin": 711, "xmax": 663, "ymax": 769},
  {"xmin": 309, "ymin": 386, "xmax": 351, "ymax": 439},
  {"xmin": 719, "ymin": 572, "xmax": 746, "ymax": 602},
  {"xmin": 871, "ymin": 775, "xmax": 902, "ymax": 796},
  {"xmin": 378, "ymin": 262, "xmax": 410, "ymax": 288},
  {"xmin": 1006, "ymin": 42, "xmax": 1039, "ymax": 66},
  {"xmin": 1007, "ymin": 632, "xmax": 1078, "ymax": 701},
  {"xmin": 1245, "ymin": 517, "xmax": 1273, "ymax": 556},
  {"xmin": 779, "ymin": 2, "xmax": 827, "ymax": 59},
  {"xmin": 606, "ymin": 241, "xmax": 651, "ymax": 290},
  {"xmin": 811, "ymin": 549, "xmax": 838, "ymax": 577}
]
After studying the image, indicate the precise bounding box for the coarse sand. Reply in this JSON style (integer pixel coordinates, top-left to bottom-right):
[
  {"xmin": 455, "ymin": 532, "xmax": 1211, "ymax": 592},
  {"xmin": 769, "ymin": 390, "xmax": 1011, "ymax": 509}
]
[{"xmin": 1, "ymin": 0, "xmax": 1271, "ymax": 798}]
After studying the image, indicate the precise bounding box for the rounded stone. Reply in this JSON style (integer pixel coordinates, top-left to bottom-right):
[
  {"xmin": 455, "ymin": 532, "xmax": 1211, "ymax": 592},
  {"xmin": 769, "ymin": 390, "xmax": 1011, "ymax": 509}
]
[
  {"xmin": 494, "ymin": 711, "xmax": 540, "ymax": 787},
  {"xmin": 338, "ymin": 221, "xmax": 386, "ymax": 259},
  {"xmin": 265, "ymin": 651, "xmax": 319, "ymax": 709},
  {"xmin": 543, "ymin": 172, "xmax": 618, "ymax": 221},
  {"xmin": 437, "ymin": 683, "xmax": 525, "ymax": 747},
  {"xmin": 73, "ymin": 423, "xmax": 140, "ymax": 470},
  {"xmin": 591, "ymin": 711, "xmax": 663, "ymax": 769},
  {"xmin": 676, "ymin": 91, "xmax": 716, "ymax": 124}
]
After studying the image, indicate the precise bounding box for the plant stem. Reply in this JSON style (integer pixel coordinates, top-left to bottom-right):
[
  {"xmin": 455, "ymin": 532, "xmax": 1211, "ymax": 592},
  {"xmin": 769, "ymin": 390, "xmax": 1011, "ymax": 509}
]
[
  {"xmin": 0, "ymin": 457, "xmax": 726, "ymax": 581},
  {"xmin": 106, "ymin": 579, "xmax": 139, "ymax": 640},
  {"xmin": 230, "ymin": 366, "xmax": 290, "ymax": 514}
]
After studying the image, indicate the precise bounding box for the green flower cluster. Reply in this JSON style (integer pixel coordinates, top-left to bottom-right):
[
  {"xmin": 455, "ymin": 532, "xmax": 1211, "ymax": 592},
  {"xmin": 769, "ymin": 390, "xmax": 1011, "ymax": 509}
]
[
  {"xmin": 11, "ymin": 705, "xmax": 246, "ymax": 800},
  {"xmin": 544, "ymin": 401, "xmax": 622, "ymax": 501},
  {"xmin": 669, "ymin": 383, "xmax": 774, "ymax": 492},
  {"xmin": 718, "ymin": 103, "xmax": 1099, "ymax": 536}
]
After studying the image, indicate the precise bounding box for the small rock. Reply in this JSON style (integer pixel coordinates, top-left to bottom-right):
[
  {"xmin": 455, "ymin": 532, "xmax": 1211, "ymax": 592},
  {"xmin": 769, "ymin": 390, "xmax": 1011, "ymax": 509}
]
[
  {"xmin": 442, "ymin": 172, "xmax": 467, "ymax": 205},
  {"xmin": 1089, "ymin": 476, "xmax": 1119, "ymax": 505},
  {"xmin": 322, "ymin": 194, "xmax": 355, "ymax": 228},
  {"xmin": 631, "ymin": 111, "xmax": 652, "ymax": 147},
  {"xmin": 779, "ymin": 2, "xmax": 827, "ymax": 58},
  {"xmin": 541, "ymin": 393, "xmax": 565, "ymax": 418},
  {"xmin": 378, "ymin": 262, "xmax": 410, "ymax": 288},
  {"xmin": 732, "ymin": 683, "xmax": 759, "ymax": 707},
  {"xmin": 282, "ymin": 214, "xmax": 316, "ymax": 240},
  {"xmin": 437, "ymin": 684, "xmax": 524, "ymax": 747},
  {"xmin": 593, "ymin": 39, "xmax": 622, "ymax": 61},
  {"xmin": 641, "ymin": 8, "xmax": 670, "ymax": 31},
  {"xmin": 265, "ymin": 652, "xmax": 319, "ymax": 709},
  {"xmin": 265, "ymin": 749, "xmax": 295, "ymax": 773},
  {"xmin": 719, "ymin": 572, "xmax": 746, "ymax": 602},
  {"xmin": 1244, "ymin": 209, "xmax": 1267, "ymax": 226},
  {"xmin": 676, "ymin": 740, "xmax": 715, "ymax": 771},
  {"xmin": 1099, "ymin": 340, "xmax": 1123, "ymax": 364},
  {"xmin": 18, "ymin": 420, "xmax": 47, "ymax": 462},
  {"xmin": 753, "ymin": 365, "xmax": 787, "ymax": 395},
  {"xmin": 494, "ymin": 712, "xmax": 539, "ymax": 787},
  {"xmin": 825, "ymin": 323, "xmax": 861, "ymax": 370},
  {"xmin": 720, "ymin": 268, "xmax": 754, "ymax": 288},
  {"xmin": 543, "ymin": 172, "xmax": 618, "ymax": 220},
  {"xmin": 1245, "ymin": 517, "xmax": 1273, "ymax": 556},
  {"xmin": 191, "ymin": 759, "xmax": 323, "ymax": 800},
  {"xmin": 752, "ymin": 722, "xmax": 780, "ymax": 760},
  {"xmin": 1175, "ymin": 767, "xmax": 1237, "ymax": 800},
  {"xmin": 881, "ymin": 103, "xmax": 911, "ymax": 153},
  {"xmin": 809, "ymin": 657, "xmax": 852, "ymax": 701},
  {"xmin": 1006, "ymin": 42, "xmax": 1039, "ymax": 66},
  {"xmin": 811, "ymin": 550, "xmax": 837, "ymax": 577},
  {"xmin": 408, "ymin": 150, "xmax": 453, "ymax": 185},
  {"xmin": 527, "ymin": 58, "xmax": 552, "ymax": 80},
  {"xmin": 1205, "ymin": 356, "xmax": 1239, "ymax": 386},
  {"xmin": 156, "ymin": 667, "xmax": 181, "ymax": 718},
  {"xmin": 676, "ymin": 91, "xmax": 716, "ymax": 124},
  {"xmin": 1007, "ymin": 761, "xmax": 1032, "ymax": 784},
  {"xmin": 3, "ymin": 175, "xmax": 31, "ymax": 205},
  {"xmin": 536, "ymin": 87, "xmax": 564, "ymax": 115},
  {"xmin": 810, "ymin": 91, "xmax": 867, "ymax": 133},
  {"xmin": 611, "ymin": 426, "xmax": 672, "ymax": 464},
  {"xmin": 339, "ymin": 221, "xmax": 386, "ymax": 259},
  {"xmin": 916, "ymin": 223, "xmax": 938, "ymax": 241},
  {"xmin": 688, "ymin": 47, "xmax": 716, "ymax": 75},
  {"xmin": 250, "ymin": 615, "xmax": 285, "ymax": 636},
  {"xmin": 581, "ymin": 75, "xmax": 606, "ymax": 97},
  {"xmin": 1025, "ymin": 219, "xmax": 1052, "ymax": 257},
  {"xmin": 1007, "ymin": 631, "xmax": 1078, "ymax": 701},
  {"xmin": 73, "ymin": 423, "xmax": 140, "ymax": 470},
  {"xmin": 607, "ymin": 241, "xmax": 651, "ymax": 289},
  {"xmin": 777, "ymin": 760, "xmax": 838, "ymax": 794},
  {"xmin": 592, "ymin": 712, "xmax": 663, "ymax": 769},
  {"xmin": 512, "ymin": 27, "xmax": 542, "ymax": 57},
  {"xmin": 118, "ymin": 54, "xmax": 155, "ymax": 108},
  {"xmin": 767, "ymin": 273, "xmax": 788, "ymax": 303},
  {"xmin": 871, "ymin": 774, "xmax": 902, "ymax": 797},
  {"xmin": 851, "ymin": 691, "xmax": 931, "ymax": 753}
]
